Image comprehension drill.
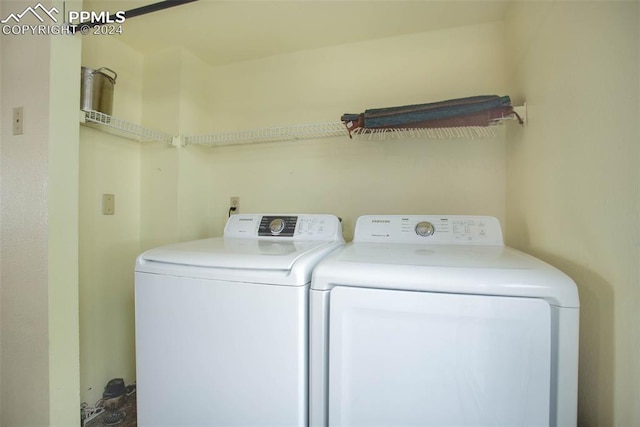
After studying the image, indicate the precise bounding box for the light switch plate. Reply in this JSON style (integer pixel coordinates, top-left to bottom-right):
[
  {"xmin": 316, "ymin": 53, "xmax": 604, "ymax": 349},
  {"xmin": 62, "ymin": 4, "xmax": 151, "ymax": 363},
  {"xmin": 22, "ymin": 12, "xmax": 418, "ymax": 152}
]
[
  {"xmin": 102, "ymin": 194, "xmax": 115, "ymax": 215},
  {"xmin": 13, "ymin": 107, "xmax": 23, "ymax": 135}
]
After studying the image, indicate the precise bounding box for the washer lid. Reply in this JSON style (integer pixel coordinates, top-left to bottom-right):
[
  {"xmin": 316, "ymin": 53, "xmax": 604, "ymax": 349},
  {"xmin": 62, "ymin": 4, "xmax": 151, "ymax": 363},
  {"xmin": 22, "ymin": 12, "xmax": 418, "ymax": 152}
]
[{"xmin": 139, "ymin": 237, "xmax": 334, "ymax": 271}]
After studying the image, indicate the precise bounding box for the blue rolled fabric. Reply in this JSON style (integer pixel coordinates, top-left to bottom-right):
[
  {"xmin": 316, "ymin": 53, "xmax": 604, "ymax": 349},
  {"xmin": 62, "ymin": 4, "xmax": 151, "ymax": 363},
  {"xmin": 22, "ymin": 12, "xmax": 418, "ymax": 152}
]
[{"xmin": 341, "ymin": 95, "xmax": 516, "ymax": 132}]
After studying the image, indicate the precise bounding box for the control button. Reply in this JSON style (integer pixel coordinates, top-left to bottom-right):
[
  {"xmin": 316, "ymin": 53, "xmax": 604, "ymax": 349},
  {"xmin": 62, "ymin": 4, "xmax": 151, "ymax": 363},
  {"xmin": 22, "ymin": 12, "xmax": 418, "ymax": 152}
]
[
  {"xmin": 415, "ymin": 221, "xmax": 435, "ymax": 237},
  {"xmin": 269, "ymin": 218, "xmax": 286, "ymax": 235}
]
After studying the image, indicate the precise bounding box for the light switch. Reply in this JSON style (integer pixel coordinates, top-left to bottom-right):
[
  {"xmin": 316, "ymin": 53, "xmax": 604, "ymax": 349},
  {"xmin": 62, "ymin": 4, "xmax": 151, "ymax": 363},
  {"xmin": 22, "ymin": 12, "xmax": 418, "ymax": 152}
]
[{"xmin": 102, "ymin": 194, "xmax": 115, "ymax": 215}]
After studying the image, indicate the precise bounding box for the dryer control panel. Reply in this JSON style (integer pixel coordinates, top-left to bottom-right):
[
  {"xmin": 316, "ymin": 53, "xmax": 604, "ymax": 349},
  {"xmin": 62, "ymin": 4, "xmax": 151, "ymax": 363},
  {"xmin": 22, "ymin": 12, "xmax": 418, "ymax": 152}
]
[
  {"xmin": 224, "ymin": 214, "xmax": 344, "ymax": 241},
  {"xmin": 354, "ymin": 215, "xmax": 503, "ymax": 245}
]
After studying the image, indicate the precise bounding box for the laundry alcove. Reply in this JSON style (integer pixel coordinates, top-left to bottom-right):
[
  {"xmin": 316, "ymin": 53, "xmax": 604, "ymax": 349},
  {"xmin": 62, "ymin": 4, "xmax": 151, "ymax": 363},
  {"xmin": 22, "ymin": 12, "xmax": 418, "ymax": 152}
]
[
  {"xmin": 78, "ymin": 4, "xmax": 515, "ymax": 410},
  {"xmin": 76, "ymin": 2, "xmax": 640, "ymax": 427}
]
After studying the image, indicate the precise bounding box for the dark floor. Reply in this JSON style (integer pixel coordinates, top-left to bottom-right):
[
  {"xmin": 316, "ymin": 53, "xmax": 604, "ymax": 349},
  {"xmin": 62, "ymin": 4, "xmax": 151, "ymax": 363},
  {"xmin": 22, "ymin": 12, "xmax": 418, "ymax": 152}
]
[{"xmin": 86, "ymin": 392, "xmax": 137, "ymax": 427}]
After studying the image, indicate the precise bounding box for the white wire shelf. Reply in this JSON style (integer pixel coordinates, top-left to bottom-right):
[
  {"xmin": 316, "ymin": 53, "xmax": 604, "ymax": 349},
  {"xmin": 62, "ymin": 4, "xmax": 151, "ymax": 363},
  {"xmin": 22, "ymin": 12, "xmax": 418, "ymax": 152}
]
[
  {"xmin": 350, "ymin": 125, "xmax": 499, "ymax": 140},
  {"xmin": 185, "ymin": 122, "xmax": 348, "ymax": 147},
  {"xmin": 80, "ymin": 110, "xmax": 175, "ymax": 145},
  {"xmin": 80, "ymin": 104, "xmax": 525, "ymax": 148}
]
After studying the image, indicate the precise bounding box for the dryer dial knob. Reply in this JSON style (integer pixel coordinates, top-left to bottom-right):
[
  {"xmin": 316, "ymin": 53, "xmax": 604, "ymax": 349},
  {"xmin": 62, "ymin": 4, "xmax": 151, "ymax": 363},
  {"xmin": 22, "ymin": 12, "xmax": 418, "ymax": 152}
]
[
  {"xmin": 269, "ymin": 218, "xmax": 286, "ymax": 235},
  {"xmin": 415, "ymin": 221, "xmax": 435, "ymax": 237}
]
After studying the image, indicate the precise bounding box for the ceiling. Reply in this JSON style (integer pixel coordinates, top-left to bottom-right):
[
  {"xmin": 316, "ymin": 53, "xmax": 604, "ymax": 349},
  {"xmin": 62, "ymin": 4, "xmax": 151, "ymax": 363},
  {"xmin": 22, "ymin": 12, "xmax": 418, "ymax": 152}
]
[{"xmin": 84, "ymin": 0, "xmax": 511, "ymax": 66}]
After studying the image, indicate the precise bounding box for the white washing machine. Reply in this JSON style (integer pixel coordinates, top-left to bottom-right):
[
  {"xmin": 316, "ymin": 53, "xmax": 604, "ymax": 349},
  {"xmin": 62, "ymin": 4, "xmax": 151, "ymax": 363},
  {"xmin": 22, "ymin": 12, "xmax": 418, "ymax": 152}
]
[
  {"xmin": 309, "ymin": 215, "xmax": 579, "ymax": 427},
  {"xmin": 135, "ymin": 214, "xmax": 344, "ymax": 427}
]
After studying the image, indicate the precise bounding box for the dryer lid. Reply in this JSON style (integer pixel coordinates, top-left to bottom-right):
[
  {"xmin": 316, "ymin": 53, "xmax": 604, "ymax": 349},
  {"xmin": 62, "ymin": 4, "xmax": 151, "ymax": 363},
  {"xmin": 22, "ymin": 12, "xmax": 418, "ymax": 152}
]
[
  {"xmin": 312, "ymin": 244, "xmax": 580, "ymax": 308},
  {"xmin": 312, "ymin": 215, "xmax": 579, "ymax": 307}
]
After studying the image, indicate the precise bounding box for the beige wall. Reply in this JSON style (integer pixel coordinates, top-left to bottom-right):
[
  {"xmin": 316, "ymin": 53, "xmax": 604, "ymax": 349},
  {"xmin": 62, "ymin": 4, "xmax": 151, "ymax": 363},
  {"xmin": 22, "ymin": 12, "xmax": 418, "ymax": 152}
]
[
  {"xmin": 137, "ymin": 23, "xmax": 509, "ymax": 244},
  {"xmin": 79, "ymin": 127, "xmax": 141, "ymax": 405},
  {"xmin": 209, "ymin": 22, "xmax": 507, "ymax": 131},
  {"xmin": 1, "ymin": 13, "xmax": 50, "ymax": 425},
  {"xmin": 80, "ymin": 35, "xmax": 143, "ymax": 406},
  {"xmin": 0, "ymin": 0, "xmax": 81, "ymax": 425},
  {"xmin": 140, "ymin": 48, "xmax": 217, "ymax": 251},
  {"xmin": 48, "ymin": 14, "xmax": 82, "ymax": 423},
  {"xmin": 205, "ymin": 22, "xmax": 509, "ymax": 239},
  {"xmin": 505, "ymin": 1, "xmax": 639, "ymax": 426}
]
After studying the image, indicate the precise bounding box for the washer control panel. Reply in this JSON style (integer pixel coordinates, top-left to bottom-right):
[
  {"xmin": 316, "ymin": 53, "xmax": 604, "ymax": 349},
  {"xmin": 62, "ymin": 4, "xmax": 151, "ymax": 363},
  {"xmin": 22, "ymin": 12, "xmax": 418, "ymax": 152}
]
[
  {"xmin": 354, "ymin": 215, "xmax": 503, "ymax": 245},
  {"xmin": 224, "ymin": 214, "xmax": 344, "ymax": 241},
  {"xmin": 259, "ymin": 216, "xmax": 297, "ymax": 237}
]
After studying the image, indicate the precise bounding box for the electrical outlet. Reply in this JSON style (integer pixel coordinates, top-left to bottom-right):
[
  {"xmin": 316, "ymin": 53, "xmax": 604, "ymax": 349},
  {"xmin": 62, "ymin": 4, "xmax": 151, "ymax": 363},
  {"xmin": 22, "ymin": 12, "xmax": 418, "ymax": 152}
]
[
  {"xmin": 230, "ymin": 197, "xmax": 239, "ymax": 214},
  {"xmin": 13, "ymin": 107, "xmax": 23, "ymax": 135}
]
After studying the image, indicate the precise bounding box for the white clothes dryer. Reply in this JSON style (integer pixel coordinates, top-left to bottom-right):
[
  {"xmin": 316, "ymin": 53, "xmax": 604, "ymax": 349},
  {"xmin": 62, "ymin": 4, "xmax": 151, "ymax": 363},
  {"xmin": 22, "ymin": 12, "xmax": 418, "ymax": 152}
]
[
  {"xmin": 135, "ymin": 214, "xmax": 344, "ymax": 427},
  {"xmin": 309, "ymin": 215, "xmax": 579, "ymax": 427}
]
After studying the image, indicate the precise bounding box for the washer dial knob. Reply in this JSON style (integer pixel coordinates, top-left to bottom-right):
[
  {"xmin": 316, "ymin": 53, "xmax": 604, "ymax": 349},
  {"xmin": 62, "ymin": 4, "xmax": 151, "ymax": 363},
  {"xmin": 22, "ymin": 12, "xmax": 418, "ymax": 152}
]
[
  {"xmin": 269, "ymin": 218, "xmax": 286, "ymax": 235},
  {"xmin": 415, "ymin": 221, "xmax": 435, "ymax": 237}
]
